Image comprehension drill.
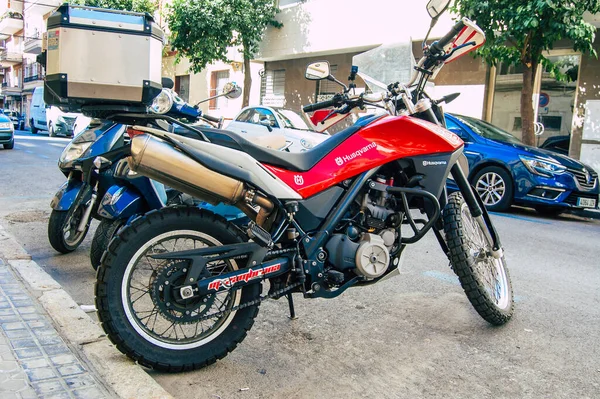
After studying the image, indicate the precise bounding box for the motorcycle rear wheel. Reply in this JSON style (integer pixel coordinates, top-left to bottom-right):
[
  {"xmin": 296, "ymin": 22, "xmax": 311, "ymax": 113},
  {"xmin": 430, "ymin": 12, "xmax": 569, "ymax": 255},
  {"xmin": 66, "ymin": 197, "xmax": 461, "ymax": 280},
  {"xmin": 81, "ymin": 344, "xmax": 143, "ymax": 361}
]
[
  {"xmin": 95, "ymin": 206, "xmax": 261, "ymax": 372},
  {"xmin": 443, "ymin": 192, "xmax": 514, "ymax": 325}
]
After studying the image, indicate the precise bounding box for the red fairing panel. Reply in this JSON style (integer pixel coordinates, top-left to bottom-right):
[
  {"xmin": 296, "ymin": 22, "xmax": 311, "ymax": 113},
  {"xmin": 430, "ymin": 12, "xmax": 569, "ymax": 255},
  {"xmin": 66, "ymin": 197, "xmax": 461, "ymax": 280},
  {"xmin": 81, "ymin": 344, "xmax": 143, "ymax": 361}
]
[{"xmin": 263, "ymin": 115, "xmax": 464, "ymax": 199}]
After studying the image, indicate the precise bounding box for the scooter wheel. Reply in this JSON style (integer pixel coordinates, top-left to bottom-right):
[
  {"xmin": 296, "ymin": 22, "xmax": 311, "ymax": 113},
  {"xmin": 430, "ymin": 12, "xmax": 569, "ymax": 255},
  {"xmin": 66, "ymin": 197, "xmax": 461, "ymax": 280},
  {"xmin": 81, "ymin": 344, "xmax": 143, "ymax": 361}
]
[
  {"xmin": 90, "ymin": 219, "xmax": 124, "ymax": 270},
  {"xmin": 48, "ymin": 208, "xmax": 90, "ymax": 253}
]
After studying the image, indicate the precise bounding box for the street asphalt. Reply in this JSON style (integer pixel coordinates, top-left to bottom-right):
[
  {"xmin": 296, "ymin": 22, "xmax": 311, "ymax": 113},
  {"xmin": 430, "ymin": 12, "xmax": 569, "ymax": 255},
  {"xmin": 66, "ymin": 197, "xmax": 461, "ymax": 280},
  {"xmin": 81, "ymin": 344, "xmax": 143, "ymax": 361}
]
[{"xmin": 1, "ymin": 130, "xmax": 599, "ymax": 398}]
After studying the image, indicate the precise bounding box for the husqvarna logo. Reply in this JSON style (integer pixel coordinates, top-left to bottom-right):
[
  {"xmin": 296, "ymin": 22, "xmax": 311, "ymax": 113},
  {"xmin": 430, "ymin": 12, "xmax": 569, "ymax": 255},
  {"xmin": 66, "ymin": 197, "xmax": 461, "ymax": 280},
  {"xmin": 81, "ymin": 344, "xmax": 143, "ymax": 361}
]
[
  {"xmin": 335, "ymin": 157, "xmax": 344, "ymax": 166},
  {"xmin": 294, "ymin": 175, "xmax": 304, "ymax": 186},
  {"xmin": 422, "ymin": 160, "xmax": 447, "ymax": 166}
]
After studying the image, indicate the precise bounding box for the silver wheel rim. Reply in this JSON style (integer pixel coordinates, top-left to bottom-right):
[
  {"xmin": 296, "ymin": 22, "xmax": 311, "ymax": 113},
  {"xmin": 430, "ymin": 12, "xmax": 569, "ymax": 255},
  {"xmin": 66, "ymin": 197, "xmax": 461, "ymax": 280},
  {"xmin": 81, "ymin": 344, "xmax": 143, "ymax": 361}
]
[
  {"xmin": 475, "ymin": 172, "xmax": 506, "ymax": 206},
  {"xmin": 62, "ymin": 207, "xmax": 86, "ymax": 247},
  {"xmin": 460, "ymin": 203, "xmax": 511, "ymax": 310},
  {"xmin": 121, "ymin": 230, "xmax": 241, "ymax": 350}
]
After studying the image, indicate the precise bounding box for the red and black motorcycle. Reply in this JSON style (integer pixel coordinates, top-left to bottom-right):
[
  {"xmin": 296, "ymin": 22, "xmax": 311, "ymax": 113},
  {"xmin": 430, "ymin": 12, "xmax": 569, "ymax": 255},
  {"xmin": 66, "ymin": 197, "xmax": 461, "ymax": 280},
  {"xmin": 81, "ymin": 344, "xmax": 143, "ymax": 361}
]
[{"xmin": 96, "ymin": 0, "xmax": 513, "ymax": 371}]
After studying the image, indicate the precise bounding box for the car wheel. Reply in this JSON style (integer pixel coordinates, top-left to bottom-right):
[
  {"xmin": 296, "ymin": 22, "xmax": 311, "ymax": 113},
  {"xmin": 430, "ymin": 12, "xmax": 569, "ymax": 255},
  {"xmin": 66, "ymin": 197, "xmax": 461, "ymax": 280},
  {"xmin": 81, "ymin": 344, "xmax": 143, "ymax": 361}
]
[
  {"xmin": 535, "ymin": 205, "xmax": 564, "ymax": 217},
  {"xmin": 3, "ymin": 140, "xmax": 14, "ymax": 149},
  {"xmin": 49, "ymin": 123, "xmax": 57, "ymax": 137},
  {"xmin": 471, "ymin": 166, "xmax": 513, "ymax": 212},
  {"xmin": 30, "ymin": 120, "xmax": 38, "ymax": 134}
]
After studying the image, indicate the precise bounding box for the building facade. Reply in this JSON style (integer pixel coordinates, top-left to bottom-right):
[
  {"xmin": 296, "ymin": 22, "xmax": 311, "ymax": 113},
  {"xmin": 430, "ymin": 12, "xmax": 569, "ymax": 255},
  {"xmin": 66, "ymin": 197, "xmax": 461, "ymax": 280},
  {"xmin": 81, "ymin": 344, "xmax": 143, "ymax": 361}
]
[{"xmin": 0, "ymin": 0, "xmax": 56, "ymax": 127}]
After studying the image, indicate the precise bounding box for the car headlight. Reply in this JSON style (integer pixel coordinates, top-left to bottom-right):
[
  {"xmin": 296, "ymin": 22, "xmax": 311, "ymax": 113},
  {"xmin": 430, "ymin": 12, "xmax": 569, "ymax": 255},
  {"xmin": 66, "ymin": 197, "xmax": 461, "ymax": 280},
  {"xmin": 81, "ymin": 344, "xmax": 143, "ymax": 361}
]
[
  {"xmin": 520, "ymin": 156, "xmax": 566, "ymax": 177},
  {"xmin": 59, "ymin": 140, "xmax": 94, "ymax": 165},
  {"xmin": 300, "ymin": 138, "xmax": 314, "ymax": 149},
  {"xmin": 149, "ymin": 89, "xmax": 174, "ymax": 115},
  {"xmin": 57, "ymin": 115, "xmax": 65, "ymax": 123},
  {"xmin": 0, "ymin": 122, "xmax": 12, "ymax": 129}
]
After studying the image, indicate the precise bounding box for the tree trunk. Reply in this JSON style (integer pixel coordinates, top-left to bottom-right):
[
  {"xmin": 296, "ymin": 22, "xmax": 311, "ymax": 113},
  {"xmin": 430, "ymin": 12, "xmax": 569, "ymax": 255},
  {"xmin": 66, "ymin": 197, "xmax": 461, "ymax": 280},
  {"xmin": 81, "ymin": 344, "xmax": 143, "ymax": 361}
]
[
  {"xmin": 520, "ymin": 61, "xmax": 536, "ymax": 146},
  {"xmin": 243, "ymin": 54, "xmax": 252, "ymax": 108}
]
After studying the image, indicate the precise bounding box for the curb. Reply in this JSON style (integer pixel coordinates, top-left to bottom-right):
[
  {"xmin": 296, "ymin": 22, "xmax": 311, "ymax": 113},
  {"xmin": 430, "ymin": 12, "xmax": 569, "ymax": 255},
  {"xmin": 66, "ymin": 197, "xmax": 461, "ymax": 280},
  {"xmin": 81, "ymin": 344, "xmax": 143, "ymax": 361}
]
[{"xmin": 0, "ymin": 223, "xmax": 174, "ymax": 399}]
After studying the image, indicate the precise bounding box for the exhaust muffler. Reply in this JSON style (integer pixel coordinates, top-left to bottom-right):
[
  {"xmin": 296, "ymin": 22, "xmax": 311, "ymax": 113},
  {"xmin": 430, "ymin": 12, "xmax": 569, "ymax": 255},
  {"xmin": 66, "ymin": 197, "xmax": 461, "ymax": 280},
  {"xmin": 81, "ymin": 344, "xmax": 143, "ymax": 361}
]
[{"xmin": 128, "ymin": 134, "xmax": 273, "ymax": 222}]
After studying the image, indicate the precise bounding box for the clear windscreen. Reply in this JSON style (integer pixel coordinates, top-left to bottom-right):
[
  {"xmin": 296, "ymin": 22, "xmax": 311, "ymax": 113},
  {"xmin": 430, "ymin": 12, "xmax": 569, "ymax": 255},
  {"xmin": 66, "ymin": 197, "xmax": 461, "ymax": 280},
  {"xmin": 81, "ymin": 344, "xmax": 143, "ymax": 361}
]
[{"xmin": 352, "ymin": 42, "xmax": 414, "ymax": 93}]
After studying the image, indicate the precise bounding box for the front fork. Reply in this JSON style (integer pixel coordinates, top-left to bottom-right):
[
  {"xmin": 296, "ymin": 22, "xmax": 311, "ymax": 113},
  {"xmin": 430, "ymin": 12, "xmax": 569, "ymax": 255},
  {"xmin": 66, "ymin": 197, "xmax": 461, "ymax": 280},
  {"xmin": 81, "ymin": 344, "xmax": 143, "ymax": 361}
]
[
  {"xmin": 450, "ymin": 163, "xmax": 503, "ymax": 258},
  {"xmin": 77, "ymin": 180, "xmax": 98, "ymax": 232}
]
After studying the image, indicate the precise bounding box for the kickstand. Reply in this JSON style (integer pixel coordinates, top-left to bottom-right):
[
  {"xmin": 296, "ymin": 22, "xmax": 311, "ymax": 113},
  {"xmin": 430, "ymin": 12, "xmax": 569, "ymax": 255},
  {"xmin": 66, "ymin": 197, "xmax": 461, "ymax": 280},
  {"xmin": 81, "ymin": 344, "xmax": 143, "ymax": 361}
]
[{"xmin": 286, "ymin": 293, "xmax": 298, "ymax": 320}]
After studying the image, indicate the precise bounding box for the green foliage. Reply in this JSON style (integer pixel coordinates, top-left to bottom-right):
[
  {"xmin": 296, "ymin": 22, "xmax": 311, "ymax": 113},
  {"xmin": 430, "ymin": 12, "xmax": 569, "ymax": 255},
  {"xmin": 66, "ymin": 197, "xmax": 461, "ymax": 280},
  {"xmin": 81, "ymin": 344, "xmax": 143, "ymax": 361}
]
[
  {"xmin": 74, "ymin": 0, "xmax": 157, "ymax": 14},
  {"xmin": 166, "ymin": 0, "xmax": 281, "ymax": 73},
  {"xmin": 453, "ymin": 0, "xmax": 600, "ymax": 75}
]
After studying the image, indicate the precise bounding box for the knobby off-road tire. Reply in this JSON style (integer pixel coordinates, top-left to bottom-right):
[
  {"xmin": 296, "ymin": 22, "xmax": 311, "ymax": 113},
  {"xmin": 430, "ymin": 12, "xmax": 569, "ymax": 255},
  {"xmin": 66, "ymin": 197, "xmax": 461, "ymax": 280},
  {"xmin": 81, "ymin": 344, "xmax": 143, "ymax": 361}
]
[
  {"xmin": 48, "ymin": 207, "xmax": 89, "ymax": 253},
  {"xmin": 95, "ymin": 206, "xmax": 262, "ymax": 372},
  {"xmin": 443, "ymin": 192, "xmax": 514, "ymax": 325},
  {"xmin": 90, "ymin": 219, "xmax": 124, "ymax": 270}
]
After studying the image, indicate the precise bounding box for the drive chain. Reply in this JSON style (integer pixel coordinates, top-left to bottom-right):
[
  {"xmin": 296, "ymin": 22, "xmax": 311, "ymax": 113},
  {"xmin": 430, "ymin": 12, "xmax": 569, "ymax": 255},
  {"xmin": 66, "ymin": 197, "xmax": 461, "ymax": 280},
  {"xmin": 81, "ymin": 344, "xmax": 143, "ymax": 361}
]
[{"xmin": 194, "ymin": 281, "xmax": 304, "ymax": 323}]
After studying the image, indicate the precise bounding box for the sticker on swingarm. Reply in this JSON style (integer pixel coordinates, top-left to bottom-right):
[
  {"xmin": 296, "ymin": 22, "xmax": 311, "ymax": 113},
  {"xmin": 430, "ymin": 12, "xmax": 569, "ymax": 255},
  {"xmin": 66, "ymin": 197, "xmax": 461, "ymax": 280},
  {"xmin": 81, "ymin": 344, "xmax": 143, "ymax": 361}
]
[{"xmin": 207, "ymin": 263, "xmax": 282, "ymax": 292}]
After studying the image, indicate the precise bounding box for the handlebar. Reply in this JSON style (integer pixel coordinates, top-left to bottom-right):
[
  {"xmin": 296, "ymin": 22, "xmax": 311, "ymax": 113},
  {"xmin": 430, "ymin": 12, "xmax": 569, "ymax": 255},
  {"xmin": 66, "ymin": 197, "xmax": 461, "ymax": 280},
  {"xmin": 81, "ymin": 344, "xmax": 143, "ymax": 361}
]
[
  {"xmin": 303, "ymin": 94, "xmax": 343, "ymax": 113},
  {"xmin": 202, "ymin": 113, "xmax": 221, "ymax": 124},
  {"xmin": 429, "ymin": 19, "xmax": 466, "ymax": 54}
]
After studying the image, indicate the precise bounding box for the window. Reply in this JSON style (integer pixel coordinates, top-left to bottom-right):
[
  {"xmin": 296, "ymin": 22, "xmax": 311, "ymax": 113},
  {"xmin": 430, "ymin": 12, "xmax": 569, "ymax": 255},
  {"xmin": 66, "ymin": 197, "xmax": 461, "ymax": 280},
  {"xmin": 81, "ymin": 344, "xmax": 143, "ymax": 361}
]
[
  {"xmin": 209, "ymin": 70, "xmax": 230, "ymax": 110},
  {"xmin": 236, "ymin": 109, "xmax": 254, "ymax": 122},
  {"xmin": 316, "ymin": 65, "xmax": 338, "ymax": 101},
  {"xmin": 513, "ymin": 115, "xmax": 562, "ymax": 131},
  {"xmin": 446, "ymin": 117, "xmax": 470, "ymax": 141},
  {"xmin": 175, "ymin": 75, "xmax": 190, "ymax": 102},
  {"xmin": 260, "ymin": 69, "xmax": 285, "ymax": 107},
  {"xmin": 252, "ymin": 108, "xmax": 278, "ymax": 128}
]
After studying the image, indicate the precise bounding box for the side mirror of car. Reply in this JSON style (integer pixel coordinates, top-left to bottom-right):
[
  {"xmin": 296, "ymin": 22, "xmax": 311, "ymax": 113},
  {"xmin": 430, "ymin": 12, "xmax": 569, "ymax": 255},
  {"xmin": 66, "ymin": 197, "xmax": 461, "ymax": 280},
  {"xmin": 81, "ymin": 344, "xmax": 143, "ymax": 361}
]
[{"xmin": 259, "ymin": 119, "xmax": 273, "ymax": 132}]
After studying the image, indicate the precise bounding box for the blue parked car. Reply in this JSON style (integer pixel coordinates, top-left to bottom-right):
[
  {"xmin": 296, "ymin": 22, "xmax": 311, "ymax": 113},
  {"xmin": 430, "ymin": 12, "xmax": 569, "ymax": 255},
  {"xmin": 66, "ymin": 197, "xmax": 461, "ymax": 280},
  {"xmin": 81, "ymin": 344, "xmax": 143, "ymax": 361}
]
[{"xmin": 445, "ymin": 114, "xmax": 599, "ymax": 215}]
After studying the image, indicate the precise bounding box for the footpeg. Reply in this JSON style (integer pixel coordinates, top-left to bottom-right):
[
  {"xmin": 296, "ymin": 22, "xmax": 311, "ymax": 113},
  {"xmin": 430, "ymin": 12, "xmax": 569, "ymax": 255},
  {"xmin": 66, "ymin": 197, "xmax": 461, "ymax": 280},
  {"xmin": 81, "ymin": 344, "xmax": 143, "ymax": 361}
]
[
  {"xmin": 326, "ymin": 270, "xmax": 344, "ymax": 285},
  {"xmin": 247, "ymin": 222, "xmax": 273, "ymax": 248}
]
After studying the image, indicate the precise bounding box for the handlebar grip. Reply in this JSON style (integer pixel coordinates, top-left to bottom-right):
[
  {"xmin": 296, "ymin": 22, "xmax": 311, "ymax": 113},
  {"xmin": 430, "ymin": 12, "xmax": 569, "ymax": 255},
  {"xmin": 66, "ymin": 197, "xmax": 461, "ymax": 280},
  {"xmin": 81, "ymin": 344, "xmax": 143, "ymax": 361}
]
[
  {"xmin": 430, "ymin": 20, "xmax": 466, "ymax": 54},
  {"xmin": 303, "ymin": 98, "xmax": 337, "ymax": 113},
  {"xmin": 202, "ymin": 113, "xmax": 221, "ymax": 124}
]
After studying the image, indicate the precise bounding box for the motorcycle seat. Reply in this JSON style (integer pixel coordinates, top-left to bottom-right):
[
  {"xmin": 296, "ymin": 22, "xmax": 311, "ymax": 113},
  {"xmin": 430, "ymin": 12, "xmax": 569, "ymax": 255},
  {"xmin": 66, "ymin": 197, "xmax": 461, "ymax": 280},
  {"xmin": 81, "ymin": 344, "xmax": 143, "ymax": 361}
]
[{"xmin": 193, "ymin": 125, "xmax": 362, "ymax": 172}]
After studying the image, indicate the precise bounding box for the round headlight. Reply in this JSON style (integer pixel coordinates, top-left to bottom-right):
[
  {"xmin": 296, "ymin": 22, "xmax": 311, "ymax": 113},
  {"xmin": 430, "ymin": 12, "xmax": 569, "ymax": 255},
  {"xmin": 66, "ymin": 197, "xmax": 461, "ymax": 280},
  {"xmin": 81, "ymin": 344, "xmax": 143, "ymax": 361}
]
[{"xmin": 149, "ymin": 89, "xmax": 174, "ymax": 115}]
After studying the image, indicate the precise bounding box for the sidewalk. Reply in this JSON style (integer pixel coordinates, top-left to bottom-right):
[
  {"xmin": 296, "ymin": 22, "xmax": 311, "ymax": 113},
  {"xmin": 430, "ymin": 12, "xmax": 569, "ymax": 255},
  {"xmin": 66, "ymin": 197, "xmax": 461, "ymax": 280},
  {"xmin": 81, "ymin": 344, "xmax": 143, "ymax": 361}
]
[
  {"xmin": 0, "ymin": 259, "xmax": 108, "ymax": 398},
  {"xmin": 0, "ymin": 223, "xmax": 173, "ymax": 399}
]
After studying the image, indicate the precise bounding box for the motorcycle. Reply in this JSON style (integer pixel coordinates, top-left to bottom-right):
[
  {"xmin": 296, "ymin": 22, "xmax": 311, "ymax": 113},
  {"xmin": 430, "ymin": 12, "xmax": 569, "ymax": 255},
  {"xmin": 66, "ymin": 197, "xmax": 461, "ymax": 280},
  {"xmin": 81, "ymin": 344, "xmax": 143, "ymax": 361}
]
[
  {"xmin": 47, "ymin": 80, "xmax": 245, "ymax": 256},
  {"xmin": 94, "ymin": 0, "xmax": 513, "ymax": 372}
]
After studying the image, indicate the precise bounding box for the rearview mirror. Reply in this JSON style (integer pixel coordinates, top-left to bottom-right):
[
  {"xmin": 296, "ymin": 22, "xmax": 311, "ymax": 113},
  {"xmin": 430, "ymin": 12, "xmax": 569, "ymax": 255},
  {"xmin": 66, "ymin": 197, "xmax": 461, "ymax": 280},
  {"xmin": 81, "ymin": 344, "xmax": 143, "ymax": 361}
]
[
  {"xmin": 223, "ymin": 82, "xmax": 242, "ymax": 99},
  {"xmin": 305, "ymin": 61, "xmax": 331, "ymax": 80},
  {"xmin": 426, "ymin": 0, "xmax": 451, "ymax": 19},
  {"xmin": 161, "ymin": 77, "xmax": 175, "ymax": 89}
]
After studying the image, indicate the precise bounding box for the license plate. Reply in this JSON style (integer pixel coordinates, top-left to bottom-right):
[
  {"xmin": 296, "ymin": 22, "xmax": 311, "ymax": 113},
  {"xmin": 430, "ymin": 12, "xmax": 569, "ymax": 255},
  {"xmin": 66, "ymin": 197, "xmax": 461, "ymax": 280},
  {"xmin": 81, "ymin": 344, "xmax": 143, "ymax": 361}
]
[{"xmin": 577, "ymin": 197, "xmax": 596, "ymax": 208}]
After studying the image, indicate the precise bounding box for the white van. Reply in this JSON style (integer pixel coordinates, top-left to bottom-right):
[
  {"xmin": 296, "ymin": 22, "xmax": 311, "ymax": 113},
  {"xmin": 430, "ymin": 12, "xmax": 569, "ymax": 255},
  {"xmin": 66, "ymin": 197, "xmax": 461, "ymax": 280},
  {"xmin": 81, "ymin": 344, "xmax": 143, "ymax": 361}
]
[{"xmin": 30, "ymin": 87, "xmax": 83, "ymax": 137}]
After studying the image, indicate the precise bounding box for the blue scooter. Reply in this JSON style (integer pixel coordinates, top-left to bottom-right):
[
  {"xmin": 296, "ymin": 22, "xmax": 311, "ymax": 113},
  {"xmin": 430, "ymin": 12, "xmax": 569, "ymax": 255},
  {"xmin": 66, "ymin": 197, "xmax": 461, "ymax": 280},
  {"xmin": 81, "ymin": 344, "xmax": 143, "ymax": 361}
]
[{"xmin": 49, "ymin": 79, "xmax": 246, "ymax": 265}]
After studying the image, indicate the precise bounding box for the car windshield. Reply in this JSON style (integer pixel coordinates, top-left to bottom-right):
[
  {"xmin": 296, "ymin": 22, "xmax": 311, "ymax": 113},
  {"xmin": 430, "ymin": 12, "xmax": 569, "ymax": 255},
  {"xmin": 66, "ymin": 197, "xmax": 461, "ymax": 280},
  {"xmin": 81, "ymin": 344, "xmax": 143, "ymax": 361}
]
[
  {"xmin": 275, "ymin": 109, "xmax": 313, "ymax": 131},
  {"xmin": 454, "ymin": 114, "xmax": 522, "ymax": 145}
]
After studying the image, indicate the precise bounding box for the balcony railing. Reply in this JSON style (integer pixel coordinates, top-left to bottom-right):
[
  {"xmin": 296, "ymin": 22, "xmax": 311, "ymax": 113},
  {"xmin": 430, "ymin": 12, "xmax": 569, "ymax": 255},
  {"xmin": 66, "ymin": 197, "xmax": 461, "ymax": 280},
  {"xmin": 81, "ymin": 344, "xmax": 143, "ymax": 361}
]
[
  {"xmin": 0, "ymin": 12, "xmax": 24, "ymax": 38},
  {"xmin": 24, "ymin": 31, "xmax": 43, "ymax": 55},
  {"xmin": 0, "ymin": 51, "xmax": 23, "ymax": 66}
]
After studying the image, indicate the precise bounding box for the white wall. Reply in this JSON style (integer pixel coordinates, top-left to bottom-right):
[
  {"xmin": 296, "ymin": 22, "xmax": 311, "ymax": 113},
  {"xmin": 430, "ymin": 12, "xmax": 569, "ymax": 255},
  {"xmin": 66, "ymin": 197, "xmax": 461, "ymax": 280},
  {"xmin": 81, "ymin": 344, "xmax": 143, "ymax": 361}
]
[
  {"xmin": 432, "ymin": 84, "xmax": 485, "ymax": 118},
  {"xmin": 580, "ymin": 99, "xmax": 600, "ymax": 173},
  {"xmin": 259, "ymin": 0, "xmax": 457, "ymax": 61}
]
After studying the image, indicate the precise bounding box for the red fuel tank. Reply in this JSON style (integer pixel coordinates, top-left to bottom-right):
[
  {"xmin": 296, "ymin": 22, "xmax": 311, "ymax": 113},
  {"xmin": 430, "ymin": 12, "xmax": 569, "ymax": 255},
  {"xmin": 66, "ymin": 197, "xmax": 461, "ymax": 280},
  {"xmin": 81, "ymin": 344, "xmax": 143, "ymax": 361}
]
[{"xmin": 264, "ymin": 115, "xmax": 464, "ymax": 198}]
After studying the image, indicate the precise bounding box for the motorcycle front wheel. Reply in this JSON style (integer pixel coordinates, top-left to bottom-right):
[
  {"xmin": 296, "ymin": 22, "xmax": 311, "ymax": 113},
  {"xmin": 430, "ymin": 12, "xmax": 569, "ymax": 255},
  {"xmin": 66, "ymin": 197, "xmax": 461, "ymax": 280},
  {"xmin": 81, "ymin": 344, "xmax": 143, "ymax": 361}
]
[
  {"xmin": 48, "ymin": 206, "xmax": 90, "ymax": 253},
  {"xmin": 95, "ymin": 206, "xmax": 261, "ymax": 372},
  {"xmin": 90, "ymin": 218, "xmax": 124, "ymax": 270},
  {"xmin": 443, "ymin": 192, "xmax": 514, "ymax": 325}
]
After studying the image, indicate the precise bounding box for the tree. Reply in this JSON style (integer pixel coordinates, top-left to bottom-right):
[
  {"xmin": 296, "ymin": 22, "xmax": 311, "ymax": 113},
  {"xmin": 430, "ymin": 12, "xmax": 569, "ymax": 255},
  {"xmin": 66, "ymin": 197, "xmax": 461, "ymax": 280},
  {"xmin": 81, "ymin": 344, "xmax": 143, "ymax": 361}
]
[
  {"xmin": 166, "ymin": 0, "xmax": 282, "ymax": 107},
  {"xmin": 453, "ymin": 0, "xmax": 600, "ymax": 146},
  {"xmin": 77, "ymin": 0, "xmax": 157, "ymax": 14}
]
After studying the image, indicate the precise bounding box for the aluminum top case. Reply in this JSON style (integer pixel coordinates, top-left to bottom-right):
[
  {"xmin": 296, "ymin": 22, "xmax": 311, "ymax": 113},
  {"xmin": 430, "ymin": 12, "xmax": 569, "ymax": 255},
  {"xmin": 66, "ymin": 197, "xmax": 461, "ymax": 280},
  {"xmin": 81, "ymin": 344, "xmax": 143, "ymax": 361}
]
[{"xmin": 44, "ymin": 4, "xmax": 164, "ymax": 113}]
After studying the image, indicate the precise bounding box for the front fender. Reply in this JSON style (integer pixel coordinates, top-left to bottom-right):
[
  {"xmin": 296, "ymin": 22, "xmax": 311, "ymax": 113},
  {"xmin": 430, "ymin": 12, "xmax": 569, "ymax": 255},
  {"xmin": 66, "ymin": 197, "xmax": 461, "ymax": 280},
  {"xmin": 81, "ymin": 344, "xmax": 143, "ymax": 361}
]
[
  {"xmin": 50, "ymin": 180, "xmax": 87, "ymax": 211},
  {"xmin": 96, "ymin": 185, "xmax": 146, "ymax": 220}
]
